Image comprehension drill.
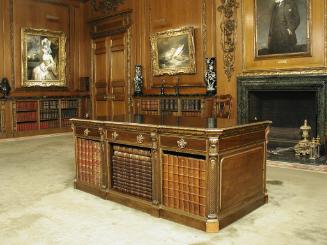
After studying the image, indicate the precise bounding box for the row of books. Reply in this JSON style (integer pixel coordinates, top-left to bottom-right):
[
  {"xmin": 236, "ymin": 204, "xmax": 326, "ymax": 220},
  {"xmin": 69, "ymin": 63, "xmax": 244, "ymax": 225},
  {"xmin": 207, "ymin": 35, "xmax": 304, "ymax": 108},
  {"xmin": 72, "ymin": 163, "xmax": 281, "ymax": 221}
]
[
  {"xmin": 16, "ymin": 122, "xmax": 38, "ymax": 131},
  {"xmin": 141, "ymin": 110, "xmax": 160, "ymax": 116},
  {"xmin": 16, "ymin": 101, "xmax": 38, "ymax": 111},
  {"xmin": 113, "ymin": 151, "xmax": 151, "ymax": 162},
  {"xmin": 113, "ymin": 144, "xmax": 151, "ymax": 157},
  {"xmin": 140, "ymin": 99, "xmax": 159, "ymax": 111},
  {"xmin": 160, "ymin": 99, "xmax": 178, "ymax": 112},
  {"xmin": 62, "ymin": 118, "xmax": 71, "ymax": 127},
  {"xmin": 77, "ymin": 138, "xmax": 101, "ymax": 187},
  {"xmin": 61, "ymin": 100, "xmax": 79, "ymax": 109},
  {"xmin": 61, "ymin": 109, "xmax": 78, "ymax": 118},
  {"xmin": 112, "ymin": 145, "xmax": 152, "ymax": 200},
  {"xmin": 40, "ymin": 121, "xmax": 60, "ymax": 129},
  {"xmin": 40, "ymin": 111, "xmax": 59, "ymax": 121},
  {"xmin": 16, "ymin": 111, "xmax": 37, "ymax": 122},
  {"xmin": 162, "ymin": 153, "xmax": 207, "ymax": 217},
  {"xmin": 16, "ymin": 100, "xmax": 78, "ymax": 111},
  {"xmin": 40, "ymin": 100, "xmax": 58, "ymax": 110},
  {"xmin": 181, "ymin": 99, "xmax": 201, "ymax": 111}
]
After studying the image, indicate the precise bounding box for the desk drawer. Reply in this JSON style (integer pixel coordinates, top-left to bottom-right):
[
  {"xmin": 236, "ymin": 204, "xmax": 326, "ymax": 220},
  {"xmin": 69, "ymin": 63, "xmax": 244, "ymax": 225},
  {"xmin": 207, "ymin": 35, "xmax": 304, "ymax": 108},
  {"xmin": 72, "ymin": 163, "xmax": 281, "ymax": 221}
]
[
  {"xmin": 108, "ymin": 130, "xmax": 152, "ymax": 146},
  {"xmin": 160, "ymin": 135, "xmax": 206, "ymax": 152},
  {"xmin": 76, "ymin": 127, "xmax": 101, "ymax": 138}
]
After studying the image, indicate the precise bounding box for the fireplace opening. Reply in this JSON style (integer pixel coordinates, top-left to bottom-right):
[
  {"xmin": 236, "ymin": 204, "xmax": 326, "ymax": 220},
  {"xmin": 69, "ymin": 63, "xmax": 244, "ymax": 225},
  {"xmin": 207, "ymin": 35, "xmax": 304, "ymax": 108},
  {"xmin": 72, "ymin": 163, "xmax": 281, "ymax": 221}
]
[
  {"xmin": 238, "ymin": 74, "xmax": 327, "ymax": 164},
  {"xmin": 248, "ymin": 91, "xmax": 317, "ymax": 148}
]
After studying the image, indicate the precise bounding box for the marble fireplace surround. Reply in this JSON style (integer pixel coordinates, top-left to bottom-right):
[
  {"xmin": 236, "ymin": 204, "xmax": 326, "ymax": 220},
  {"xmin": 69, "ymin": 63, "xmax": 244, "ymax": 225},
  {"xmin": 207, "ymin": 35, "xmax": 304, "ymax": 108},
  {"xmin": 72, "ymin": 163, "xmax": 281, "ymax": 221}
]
[{"xmin": 237, "ymin": 74, "xmax": 327, "ymax": 142}]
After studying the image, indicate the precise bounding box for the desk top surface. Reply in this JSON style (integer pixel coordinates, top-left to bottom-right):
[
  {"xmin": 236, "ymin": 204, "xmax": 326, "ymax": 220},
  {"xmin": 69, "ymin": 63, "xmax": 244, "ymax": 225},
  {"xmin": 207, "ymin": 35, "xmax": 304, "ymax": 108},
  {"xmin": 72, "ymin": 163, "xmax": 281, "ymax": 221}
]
[{"xmin": 71, "ymin": 115, "xmax": 271, "ymax": 131}]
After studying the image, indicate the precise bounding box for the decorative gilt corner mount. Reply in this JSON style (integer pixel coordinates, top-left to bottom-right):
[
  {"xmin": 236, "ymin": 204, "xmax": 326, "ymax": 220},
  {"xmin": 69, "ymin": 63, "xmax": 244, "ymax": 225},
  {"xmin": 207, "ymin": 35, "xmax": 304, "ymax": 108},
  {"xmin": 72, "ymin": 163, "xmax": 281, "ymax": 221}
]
[
  {"xmin": 91, "ymin": 0, "xmax": 125, "ymax": 13},
  {"xmin": 84, "ymin": 128, "xmax": 90, "ymax": 136},
  {"xmin": 217, "ymin": 0, "xmax": 239, "ymax": 82}
]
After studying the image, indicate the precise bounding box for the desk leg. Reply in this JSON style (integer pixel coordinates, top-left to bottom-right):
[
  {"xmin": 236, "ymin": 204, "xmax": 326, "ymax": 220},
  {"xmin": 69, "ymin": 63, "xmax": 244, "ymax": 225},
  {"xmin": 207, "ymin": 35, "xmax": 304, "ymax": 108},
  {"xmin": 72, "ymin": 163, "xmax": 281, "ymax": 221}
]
[
  {"xmin": 99, "ymin": 127, "xmax": 108, "ymax": 191},
  {"xmin": 206, "ymin": 137, "xmax": 219, "ymax": 232},
  {"xmin": 151, "ymin": 132, "xmax": 160, "ymax": 206}
]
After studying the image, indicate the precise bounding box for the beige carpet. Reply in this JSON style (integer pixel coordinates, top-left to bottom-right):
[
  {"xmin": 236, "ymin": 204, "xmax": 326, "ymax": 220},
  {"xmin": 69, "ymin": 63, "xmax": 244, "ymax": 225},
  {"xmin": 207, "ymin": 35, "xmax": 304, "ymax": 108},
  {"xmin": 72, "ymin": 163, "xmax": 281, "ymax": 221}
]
[{"xmin": 0, "ymin": 134, "xmax": 327, "ymax": 245}]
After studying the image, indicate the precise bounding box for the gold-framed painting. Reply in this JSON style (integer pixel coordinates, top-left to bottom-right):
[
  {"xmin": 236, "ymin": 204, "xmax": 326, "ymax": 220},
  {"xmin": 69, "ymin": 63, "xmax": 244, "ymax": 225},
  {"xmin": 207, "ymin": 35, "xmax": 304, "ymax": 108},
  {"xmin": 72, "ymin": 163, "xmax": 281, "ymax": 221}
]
[
  {"xmin": 243, "ymin": 0, "xmax": 326, "ymax": 72},
  {"xmin": 21, "ymin": 28, "xmax": 67, "ymax": 87},
  {"xmin": 150, "ymin": 27, "xmax": 196, "ymax": 76},
  {"xmin": 255, "ymin": 0, "xmax": 311, "ymax": 58}
]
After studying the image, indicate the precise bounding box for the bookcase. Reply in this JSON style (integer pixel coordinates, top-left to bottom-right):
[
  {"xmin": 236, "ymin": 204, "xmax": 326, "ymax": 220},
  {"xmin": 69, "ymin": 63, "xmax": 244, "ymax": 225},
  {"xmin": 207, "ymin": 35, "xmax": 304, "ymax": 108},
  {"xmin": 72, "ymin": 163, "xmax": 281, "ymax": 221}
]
[
  {"xmin": 112, "ymin": 144, "xmax": 152, "ymax": 201},
  {"xmin": 162, "ymin": 151, "xmax": 207, "ymax": 217},
  {"xmin": 134, "ymin": 95, "xmax": 215, "ymax": 117},
  {"xmin": 76, "ymin": 137, "xmax": 101, "ymax": 187},
  {"xmin": 15, "ymin": 100, "xmax": 39, "ymax": 131},
  {"xmin": 61, "ymin": 99, "xmax": 80, "ymax": 128},
  {"xmin": 40, "ymin": 100, "xmax": 59, "ymax": 129},
  {"xmin": 9, "ymin": 97, "xmax": 89, "ymax": 136}
]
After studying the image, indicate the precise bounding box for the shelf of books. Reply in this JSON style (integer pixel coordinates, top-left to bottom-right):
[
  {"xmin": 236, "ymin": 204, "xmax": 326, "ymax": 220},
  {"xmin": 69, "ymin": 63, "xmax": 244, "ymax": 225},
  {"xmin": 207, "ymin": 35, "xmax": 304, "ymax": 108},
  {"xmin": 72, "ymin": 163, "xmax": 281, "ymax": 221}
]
[
  {"xmin": 180, "ymin": 98, "xmax": 202, "ymax": 117},
  {"xmin": 134, "ymin": 96, "xmax": 214, "ymax": 117},
  {"xmin": 61, "ymin": 99, "xmax": 80, "ymax": 128},
  {"xmin": 111, "ymin": 144, "xmax": 153, "ymax": 201},
  {"xmin": 11, "ymin": 97, "xmax": 84, "ymax": 136},
  {"xmin": 15, "ymin": 100, "xmax": 38, "ymax": 132},
  {"xmin": 139, "ymin": 99, "xmax": 160, "ymax": 115},
  {"xmin": 160, "ymin": 98, "xmax": 178, "ymax": 115},
  {"xmin": 40, "ymin": 100, "xmax": 59, "ymax": 129},
  {"xmin": 162, "ymin": 151, "xmax": 207, "ymax": 217},
  {"xmin": 76, "ymin": 138, "xmax": 101, "ymax": 188}
]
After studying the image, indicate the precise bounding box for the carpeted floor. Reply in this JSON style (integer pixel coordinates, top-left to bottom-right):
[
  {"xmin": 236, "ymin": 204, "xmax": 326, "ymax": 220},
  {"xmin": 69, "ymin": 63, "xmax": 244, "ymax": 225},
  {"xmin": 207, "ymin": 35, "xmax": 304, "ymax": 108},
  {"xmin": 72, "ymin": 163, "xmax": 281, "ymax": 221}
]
[{"xmin": 0, "ymin": 134, "xmax": 327, "ymax": 245}]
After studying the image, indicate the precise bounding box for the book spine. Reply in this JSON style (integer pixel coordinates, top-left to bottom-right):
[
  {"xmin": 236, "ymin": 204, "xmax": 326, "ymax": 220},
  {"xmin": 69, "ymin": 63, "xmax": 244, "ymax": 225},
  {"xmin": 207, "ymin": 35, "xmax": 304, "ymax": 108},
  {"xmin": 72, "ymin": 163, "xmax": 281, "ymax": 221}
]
[
  {"xmin": 112, "ymin": 145, "xmax": 152, "ymax": 201},
  {"xmin": 161, "ymin": 153, "xmax": 207, "ymax": 217}
]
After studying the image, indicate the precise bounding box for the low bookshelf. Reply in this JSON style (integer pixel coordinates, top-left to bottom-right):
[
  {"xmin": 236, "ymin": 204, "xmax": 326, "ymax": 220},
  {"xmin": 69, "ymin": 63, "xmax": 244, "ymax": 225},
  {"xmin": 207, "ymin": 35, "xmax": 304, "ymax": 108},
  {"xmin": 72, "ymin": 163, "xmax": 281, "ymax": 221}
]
[
  {"xmin": 61, "ymin": 99, "xmax": 79, "ymax": 128},
  {"xmin": 7, "ymin": 96, "xmax": 89, "ymax": 137},
  {"xmin": 134, "ymin": 95, "xmax": 215, "ymax": 117},
  {"xmin": 40, "ymin": 99, "xmax": 59, "ymax": 130}
]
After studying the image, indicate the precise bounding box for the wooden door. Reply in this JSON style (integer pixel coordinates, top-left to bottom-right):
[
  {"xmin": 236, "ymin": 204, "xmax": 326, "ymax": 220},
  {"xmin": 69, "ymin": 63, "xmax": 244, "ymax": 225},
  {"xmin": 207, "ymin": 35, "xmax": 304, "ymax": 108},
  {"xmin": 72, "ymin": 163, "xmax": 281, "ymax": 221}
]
[{"xmin": 92, "ymin": 33, "xmax": 128, "ymax": 120}]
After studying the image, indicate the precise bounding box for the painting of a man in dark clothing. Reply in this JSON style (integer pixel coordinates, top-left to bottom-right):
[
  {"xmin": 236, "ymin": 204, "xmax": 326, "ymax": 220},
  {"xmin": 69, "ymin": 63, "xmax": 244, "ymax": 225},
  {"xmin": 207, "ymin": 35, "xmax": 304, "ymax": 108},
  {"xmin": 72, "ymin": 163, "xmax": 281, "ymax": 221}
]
[
  {"xmin": 256, "ymin": 0, "xmax": 309, "ymax": 57},
  {"xmin": 268, "ymin": 0, "xmax": 300, "ymax": 54}
]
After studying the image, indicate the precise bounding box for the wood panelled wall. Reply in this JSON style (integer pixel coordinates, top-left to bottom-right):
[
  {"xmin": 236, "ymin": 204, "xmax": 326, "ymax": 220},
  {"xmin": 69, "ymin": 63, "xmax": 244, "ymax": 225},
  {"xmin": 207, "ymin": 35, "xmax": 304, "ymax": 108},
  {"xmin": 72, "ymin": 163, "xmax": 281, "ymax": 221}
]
[
  {"xmin": 85, "ymin": 0, "xmax": 327, "ymax": 124},
  {"xmin": 2, "ymin": 0, "xmax": 326, "ymax": 122},
  {"xmin": 0, "ymin": 0, "xmax": 90, "ymax": 97},
  {"xmin": 85, "ymin": 0, "xmax": 242, "ymax": 122}
]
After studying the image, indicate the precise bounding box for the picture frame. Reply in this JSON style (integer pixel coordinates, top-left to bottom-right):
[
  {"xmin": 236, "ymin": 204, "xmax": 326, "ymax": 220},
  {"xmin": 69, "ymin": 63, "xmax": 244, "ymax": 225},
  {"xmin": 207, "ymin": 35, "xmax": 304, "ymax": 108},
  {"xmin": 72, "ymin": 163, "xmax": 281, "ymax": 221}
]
[
  {"xmin": 255, "ymin": 0, "xmax": 310, "ymax": 58},
  {"xmin": 150, "ymin": 27, "xmax": 196, "ymax": 76},
  {"xmin": 21, "ymin": 28, "xmax": 67, "ymax": 87},
  {"xmin": 243, "ymin": 0, "xmax": 325, "ymax": 72}
]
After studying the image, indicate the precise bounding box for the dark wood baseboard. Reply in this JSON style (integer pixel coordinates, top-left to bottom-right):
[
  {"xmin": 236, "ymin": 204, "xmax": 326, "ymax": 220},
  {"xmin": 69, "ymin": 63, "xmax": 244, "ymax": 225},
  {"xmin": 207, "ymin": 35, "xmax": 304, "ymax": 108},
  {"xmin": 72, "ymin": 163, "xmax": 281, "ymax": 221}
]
[
  {"xmin": 75, "ymin": 182, "xmax": 106, "ymax": 199},
  {"xmin": 159, "ymin": 207, "xmax": 207, "ymax": 231},
  {"xmin": 106, "ymin": 190, "xmax": 160, "ymax": 217},
  {"xmin": 218, "ymin": 195, "xmax": 266, "ymax": 229}
]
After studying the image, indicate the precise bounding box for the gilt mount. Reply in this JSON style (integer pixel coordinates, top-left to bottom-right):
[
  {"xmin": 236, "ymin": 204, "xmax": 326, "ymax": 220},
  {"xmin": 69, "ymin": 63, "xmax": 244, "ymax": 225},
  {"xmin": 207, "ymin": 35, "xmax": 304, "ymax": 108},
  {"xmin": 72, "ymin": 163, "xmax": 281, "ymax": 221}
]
[
  {"xmin": 218, "ymin": 0, "xmax": 239, "ymax": 82},
  {"xmin": 91, "ymin": 0, "xmax": 125, "ymax": 13}
]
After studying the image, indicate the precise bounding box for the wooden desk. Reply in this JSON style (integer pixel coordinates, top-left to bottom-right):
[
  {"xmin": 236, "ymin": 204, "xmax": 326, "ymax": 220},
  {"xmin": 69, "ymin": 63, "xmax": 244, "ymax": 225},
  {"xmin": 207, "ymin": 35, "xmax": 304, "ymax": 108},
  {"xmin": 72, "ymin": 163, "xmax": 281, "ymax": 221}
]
[{"xmin": 71, "ymin": 115, "xmax": 271, "ymax": 232}]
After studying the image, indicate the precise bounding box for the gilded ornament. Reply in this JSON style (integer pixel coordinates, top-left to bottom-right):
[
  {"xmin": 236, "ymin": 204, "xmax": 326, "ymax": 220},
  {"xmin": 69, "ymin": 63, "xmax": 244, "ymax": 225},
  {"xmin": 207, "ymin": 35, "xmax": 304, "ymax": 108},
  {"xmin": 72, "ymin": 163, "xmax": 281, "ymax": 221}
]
[
  {"xmin": 112, "ymin": 131, "xmax": 119, "ymax": 140},
  {"xmin": 83, "ymin": 128, "xmax": 90, "ymax": 136},
  {"xmin": 177, "ymin": 138, "xmax": 188, "ymax": 149},
  {"xmin": 137, "ymin": 134, "xmax": 144, "ymax": 144},
  {"xmin": 218, "ymin": 0, "xmax": 239, "ymax": 82},
  {"xmin": 91, "ymin": 0, "xmax": 125, "ymax": 13}
]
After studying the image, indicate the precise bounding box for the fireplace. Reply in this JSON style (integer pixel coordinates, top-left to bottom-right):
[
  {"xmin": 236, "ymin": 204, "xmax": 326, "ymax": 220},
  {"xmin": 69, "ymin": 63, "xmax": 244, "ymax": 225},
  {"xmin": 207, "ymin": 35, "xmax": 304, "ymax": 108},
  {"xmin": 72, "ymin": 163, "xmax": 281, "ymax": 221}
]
[{"xmin": 237, "ymin": 74, "xmax": 327, "ymax": 162}]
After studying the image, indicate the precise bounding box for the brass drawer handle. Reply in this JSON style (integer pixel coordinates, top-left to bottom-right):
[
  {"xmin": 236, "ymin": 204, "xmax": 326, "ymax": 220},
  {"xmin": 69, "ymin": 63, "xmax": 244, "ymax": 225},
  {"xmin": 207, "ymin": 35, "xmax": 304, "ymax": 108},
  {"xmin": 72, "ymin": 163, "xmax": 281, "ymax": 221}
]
[
  {"xmin": 137, "ymin": 134, "xmax": 144, "ymax": 144},
  {"xmin": 84, "ymin": 128, "xmax": 90, "ymax": 136},
  {"xmin": 112, "ymin": 131, "xmax": 119, "ymax": 140},
  {"xmin": 177, "ymin": 138, "xmax": 187, "ymax": 149}
]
